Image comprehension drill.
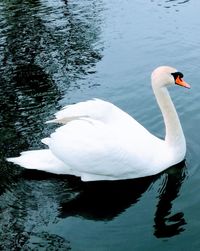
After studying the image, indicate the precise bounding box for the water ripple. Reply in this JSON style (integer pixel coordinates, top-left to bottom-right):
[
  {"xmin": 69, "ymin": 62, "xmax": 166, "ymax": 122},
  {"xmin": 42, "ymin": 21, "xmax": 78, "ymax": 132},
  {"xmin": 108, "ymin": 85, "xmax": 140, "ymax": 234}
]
[{"xmin": 151, "ymin": 0, "xmax": 191, "ymax": 10}]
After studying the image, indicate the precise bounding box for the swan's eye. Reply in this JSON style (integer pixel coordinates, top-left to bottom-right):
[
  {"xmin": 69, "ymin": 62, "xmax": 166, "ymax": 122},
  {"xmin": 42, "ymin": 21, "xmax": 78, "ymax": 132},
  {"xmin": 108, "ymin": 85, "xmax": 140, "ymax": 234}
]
[
  {"xmin": 171, "ymin": 71, "xmax": 190, "ymax": 88},
  {"xmin": 171, "ymin": 72, "xmax": 184, "ymax": 81}
]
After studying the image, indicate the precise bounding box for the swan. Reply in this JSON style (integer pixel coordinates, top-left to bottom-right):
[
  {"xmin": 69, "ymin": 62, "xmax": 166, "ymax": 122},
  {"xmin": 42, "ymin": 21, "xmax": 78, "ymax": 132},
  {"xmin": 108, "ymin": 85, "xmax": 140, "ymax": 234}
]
[{"xmin": 7, "ymin": 66, "xmax": 190, "ymax": 181}]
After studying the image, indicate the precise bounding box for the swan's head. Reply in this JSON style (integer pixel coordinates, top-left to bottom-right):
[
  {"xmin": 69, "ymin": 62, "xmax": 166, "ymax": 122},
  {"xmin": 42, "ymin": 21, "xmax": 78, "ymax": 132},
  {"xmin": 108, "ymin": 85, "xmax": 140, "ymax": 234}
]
[{"xmin": 151, "ymin": 66, "xmax": 190, "ymax": 89}]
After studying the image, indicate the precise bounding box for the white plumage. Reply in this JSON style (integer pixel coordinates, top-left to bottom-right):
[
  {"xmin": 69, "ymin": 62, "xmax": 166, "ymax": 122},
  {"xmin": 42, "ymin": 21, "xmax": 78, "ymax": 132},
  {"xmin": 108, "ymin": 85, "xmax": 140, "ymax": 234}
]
[{"xmin": 7, "ymin": 66, "xmax": 190, "ymax": 181}]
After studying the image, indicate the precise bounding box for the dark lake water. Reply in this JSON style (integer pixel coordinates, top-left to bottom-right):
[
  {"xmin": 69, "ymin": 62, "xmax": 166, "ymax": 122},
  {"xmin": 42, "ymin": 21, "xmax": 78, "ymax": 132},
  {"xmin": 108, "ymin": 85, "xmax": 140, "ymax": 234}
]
[{"xmin": 0, "ymin": 0, "xmax": 200, "ymax": 250}]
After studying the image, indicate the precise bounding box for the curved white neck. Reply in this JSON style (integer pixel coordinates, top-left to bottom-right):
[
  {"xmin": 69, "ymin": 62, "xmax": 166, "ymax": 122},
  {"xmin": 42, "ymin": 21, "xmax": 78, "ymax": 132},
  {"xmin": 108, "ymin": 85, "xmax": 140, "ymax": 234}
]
[{"xmin": 152, "ymin": 85, "xmax": 186, "ymax": 150}]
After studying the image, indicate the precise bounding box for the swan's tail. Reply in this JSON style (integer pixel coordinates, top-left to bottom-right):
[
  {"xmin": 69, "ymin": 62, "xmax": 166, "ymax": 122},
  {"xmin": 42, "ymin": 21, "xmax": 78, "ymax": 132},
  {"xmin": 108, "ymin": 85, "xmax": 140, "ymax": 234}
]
[{"xmin": 7, "ymin": 149, "xmax": 73, "ymax": 175}]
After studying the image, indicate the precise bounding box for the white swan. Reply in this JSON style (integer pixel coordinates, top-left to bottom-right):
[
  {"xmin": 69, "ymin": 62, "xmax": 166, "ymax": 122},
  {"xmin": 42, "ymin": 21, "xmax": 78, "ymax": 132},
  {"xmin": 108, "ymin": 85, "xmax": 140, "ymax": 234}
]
[{"xmin": 7, "ymin": 66, "xmax": 190, "ymax": 181}]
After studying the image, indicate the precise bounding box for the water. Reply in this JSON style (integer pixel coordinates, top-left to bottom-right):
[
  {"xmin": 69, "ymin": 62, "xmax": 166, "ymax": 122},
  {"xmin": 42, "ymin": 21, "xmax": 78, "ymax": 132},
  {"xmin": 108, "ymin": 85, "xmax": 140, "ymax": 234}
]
[{"xmin": 0, "ymin": 0, "xmax": 200, "ymax": 250}]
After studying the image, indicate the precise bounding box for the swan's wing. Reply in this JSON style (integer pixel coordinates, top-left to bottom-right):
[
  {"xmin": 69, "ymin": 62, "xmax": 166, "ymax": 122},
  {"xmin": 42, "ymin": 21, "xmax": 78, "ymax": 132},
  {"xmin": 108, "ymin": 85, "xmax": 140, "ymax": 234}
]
[
  {"xmin": 46, "ymin": 99, "xmax": 139, "ymax": 127},
  {"xmin": 46, "ymin": 99, "xmax": 110, "ymax": 124},
  {"xmin": 47, "ymin": 118, "xmax": 165, "ymax": 181},
  {"xmin": 46, "ymin": 98, "xmax": 151, "ymax": 137}
]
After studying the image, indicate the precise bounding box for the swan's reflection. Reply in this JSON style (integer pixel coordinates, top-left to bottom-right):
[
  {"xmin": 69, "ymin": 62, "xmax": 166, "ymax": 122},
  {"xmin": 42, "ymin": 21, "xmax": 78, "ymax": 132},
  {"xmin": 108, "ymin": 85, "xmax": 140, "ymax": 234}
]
[
  {"xmin": 55, "ymin": 161, "xmax": 187, "ymax": 237},
  {"xmin": 153, "ymin": 161, "xmax": 187, "ymax": 238},
  {"xmin": 59, "ymin": 175, "xmax": 155, "ymax": 221}
]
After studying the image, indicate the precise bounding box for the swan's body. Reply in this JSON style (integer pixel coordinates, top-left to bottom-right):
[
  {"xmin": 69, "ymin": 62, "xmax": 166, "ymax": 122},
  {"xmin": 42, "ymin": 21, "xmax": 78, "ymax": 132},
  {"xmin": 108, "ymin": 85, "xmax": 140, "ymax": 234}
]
[{"xmin": 7, "ymin": 66, "xmax": 190, "ymax": 181}]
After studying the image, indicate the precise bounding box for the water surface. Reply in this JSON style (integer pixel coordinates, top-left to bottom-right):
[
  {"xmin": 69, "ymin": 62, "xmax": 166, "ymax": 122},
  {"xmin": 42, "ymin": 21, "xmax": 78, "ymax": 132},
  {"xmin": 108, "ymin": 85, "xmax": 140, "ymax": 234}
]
[{"xmin": 0, "ymin": 0, "xmax": 200, "ymax": 250}]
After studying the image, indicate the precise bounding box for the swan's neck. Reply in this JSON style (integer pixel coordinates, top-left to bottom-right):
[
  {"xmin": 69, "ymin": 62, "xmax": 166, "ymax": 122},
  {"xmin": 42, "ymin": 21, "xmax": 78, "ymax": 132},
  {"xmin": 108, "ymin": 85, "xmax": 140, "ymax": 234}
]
[{"xmin": 153, "ymin": 86, "xmax": 186, "ymax": 149}]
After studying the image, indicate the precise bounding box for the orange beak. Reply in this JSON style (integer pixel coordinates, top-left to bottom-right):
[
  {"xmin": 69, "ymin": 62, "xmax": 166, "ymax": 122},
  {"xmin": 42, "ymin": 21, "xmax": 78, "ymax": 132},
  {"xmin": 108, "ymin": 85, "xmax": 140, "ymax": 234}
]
[{"xmin": 175, "ymin": 76, "xmax": 191, "ymax": 89}]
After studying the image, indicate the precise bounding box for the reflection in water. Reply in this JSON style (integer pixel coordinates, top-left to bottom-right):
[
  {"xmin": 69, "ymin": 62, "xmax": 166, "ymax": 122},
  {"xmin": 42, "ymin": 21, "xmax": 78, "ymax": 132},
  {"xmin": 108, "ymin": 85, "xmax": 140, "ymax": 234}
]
[
  {"xmin": 0, "ymin": 0, "xmax": 103, "ymax": 174},
  {"xmin": 0, "ymin": 61, "xmax": 59, "ymax": 194},
  {"xmin": 0, "ymin": 159, "xmax": 187, "ymax": 249},
  {"xmin": 26, "ymin": 232, "xmax": 71, "ymax": 250},
  {"xmin": 55, "ymin": 162, "xmax": 186, "ymax": 238},
  {"xmin": 56, "ymin": 163, "xmax": 187, "ymax": 239},
  {"xmin": 0, "ymin": 177, "xmax": 72, "ymax": 250},
  {"xmin": 154, "ymin": 161, "xmax": 187, "ymax": 238},
  {"xmin": 37, "ymin": 0, "xmax": 103, "ymax": 86},
  {"xmin": 59, "ymin": 176, "xmax": 155, "ymax": 221},
  {"xmin": 0, "ymin": 0, "xmax": 61, "ymax": 167},
  {"xmin": 0, "ymin": 0, "xmax": 103, "ymax": 249}
]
